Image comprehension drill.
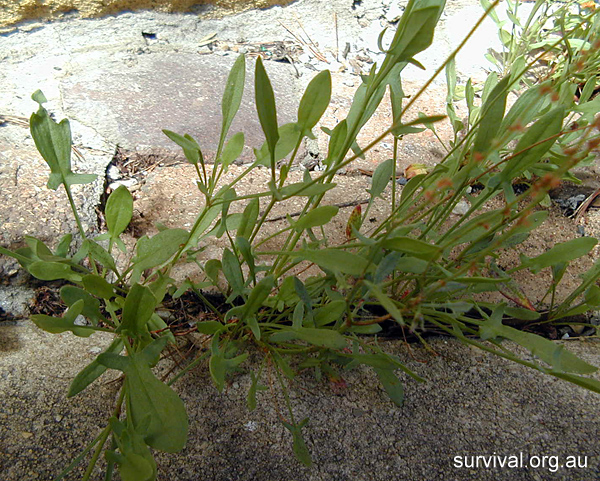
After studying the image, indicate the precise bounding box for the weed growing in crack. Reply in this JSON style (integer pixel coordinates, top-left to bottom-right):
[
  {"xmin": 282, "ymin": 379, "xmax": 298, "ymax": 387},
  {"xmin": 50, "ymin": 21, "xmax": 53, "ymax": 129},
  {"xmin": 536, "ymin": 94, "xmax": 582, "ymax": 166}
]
[{"xmin": 2, "ymin": 0, "xmax": 600, "ymax": 478}]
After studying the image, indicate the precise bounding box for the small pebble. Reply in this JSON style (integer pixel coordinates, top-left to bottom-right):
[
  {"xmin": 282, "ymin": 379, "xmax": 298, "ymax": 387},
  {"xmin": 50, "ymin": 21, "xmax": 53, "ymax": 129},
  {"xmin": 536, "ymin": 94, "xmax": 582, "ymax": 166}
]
[
  {"xmin": 89, "ymin": 346, "xmax": 102, "ymax": 355},
  {"xmin": 244, "ymin": 421, "xmax": 258, "ymax": 432},
  {"xmin": 452, "ymin": 199, "xmax": 471, "ymax": 216}
]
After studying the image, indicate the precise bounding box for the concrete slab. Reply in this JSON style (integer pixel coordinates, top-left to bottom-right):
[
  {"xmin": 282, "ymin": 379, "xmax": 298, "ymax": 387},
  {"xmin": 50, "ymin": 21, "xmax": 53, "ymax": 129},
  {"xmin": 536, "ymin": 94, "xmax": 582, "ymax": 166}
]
[{"xmin": 1, "ymin": 321, "xmax": 599, "ymax": 480}]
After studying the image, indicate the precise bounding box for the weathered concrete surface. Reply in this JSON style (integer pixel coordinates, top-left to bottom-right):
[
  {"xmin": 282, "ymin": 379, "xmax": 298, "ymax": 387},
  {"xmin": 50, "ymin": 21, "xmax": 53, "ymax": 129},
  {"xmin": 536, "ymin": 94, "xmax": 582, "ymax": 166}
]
[{"xmin": 1, "ymin": 321, "xmax": 599, "ymax": 480}]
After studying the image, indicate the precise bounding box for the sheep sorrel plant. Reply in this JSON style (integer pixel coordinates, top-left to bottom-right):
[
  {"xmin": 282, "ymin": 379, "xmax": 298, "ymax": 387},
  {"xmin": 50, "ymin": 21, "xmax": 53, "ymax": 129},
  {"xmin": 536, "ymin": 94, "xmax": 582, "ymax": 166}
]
[{"xmin": 3, "ymin": 0, "xmax": 600, "ymax": 478}]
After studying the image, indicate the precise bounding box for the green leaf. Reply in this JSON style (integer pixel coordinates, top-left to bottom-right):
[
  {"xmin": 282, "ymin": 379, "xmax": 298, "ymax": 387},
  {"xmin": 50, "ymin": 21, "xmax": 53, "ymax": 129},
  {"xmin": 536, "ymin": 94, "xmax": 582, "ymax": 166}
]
[
  {"xmin": 241, "ymin": 275, "xmax": 275, "ymax": 339},
  {"xmin": 162, "ymin": 130, "xmax": 201, "ymax": 165},
  {"xmin": 381, "ymin": 236, "xmax": 439, "ymax": 260},
  {"xmin": 209, "ymin": 337, "xmax": 248, "ymax": 393},
  {"xmin": 473, "ymin": 76, "xmax": 510, "ymax": 155},
  {"xmin": 61, "ymin": 285, "xmax": 104, "ymax": 324},
  {"xmin": 219, "ymin": 54, "xmax": 246, "ymax": 156},
  {"xmin": 519, "ymin": 237, "xmax": 597, "ymax": 274},
  {"xmin": 55, "ymin": 234, "xmax": 72, "ymax": 257},
  {"xmin": 293, "ymin": 205, "xmax": 338, "ymax": 232},
  {"xmin": 585, "ymin": 285, "xmax": 600, "ymax": 307},
  {"xmin": 298, "ymin": 70, "xmax": 332, "ymax": 133},
  {"xmin": 254, "ymin": 122, "xmax": 301, "ymax": 167},
  {"xmin": 220, "ymin": 132, "xmax": 245, "ymax": 168},
  {"xmin": 247, "ymin": 371, "xmax": 267, "ymax": 411},
  {"xmin": 324, "ymin": 120, "xmax": 347, "ymax": 166},
  {"xmin": 237, "ymin": 198, "xmax": 259, "ymax": 239},
  {"xmin": 204, "ymin": 259, "xmax": 222, "ymax": 284},
  {"xmin": 374, "ymin": 368, "xmax": 404, "ymax": 407},
  {"xmin": 118, "ymin": 284, "xmax": 158, "ymax": 337},
  {"xmin": 131, "ymin": 229, "xmax": 189, "ymax": 283},
  {"xmin": 98, "ymin": 337, "xmax": 188, "ymax": 452},
  {"xmin": 196, "ymin": 321, "xmax": 224, "ymax": 335},
  {"xmin": 236, "ymin": 236, "xmax": 256, "ymax": 283},
  {"xmin": 368, "ymin": 158, "xmax": 394, "ymax": 199},
  {"xmin": 282, "ymin": 418, "xmax": 312, "ymax": 467},
  {"xmin": 495, "ymin": 107, "xmax": 566, "ymax": 185},
  {"xmin": 29, "ymin": 90, "xmax": 97, "ymax": 190},
  {"xmin": 222, "ymin": 248, "xmax": 245, "ymax": 297},
  {"xmin": 314, "ymin": 300, "xmax": 346, "ymax": 327},
  {"xmin": 27, "ymin": 261, "xmax": 82, "ymax": 282},
  {"xmin": 106, "ymin": 417, "xmax": 157, "ymax": 481},
  {"xmin": 293, "ymin": 248, "xmax": 372, "ymax": 276},
  {"xmin": 387, "ymin": 0, "xmax": 446, "ymax": 62},
  {"xmin": 364, "ymin": 281, "xmax": 403, "ymax": 324},
  {"xmin": 501, "ymin": 83, "xmax": 549, "ymax": 135},
  {"xmin": 68, "ymin": 338, "xmax": 124, "ymax": 397},
  {"xmin": 82, "ymin": 274, "xmax": 115, "ymax": 299},
  {"xmin": 480, "ymin": 307, "xmax": 597, "ymax": 374},
  {"xmin": 31, "ymin": 300, "xmax": 98, "ymax": 337},
  {"xmin": 85, "ymin": 239, "xmax": 118, "ymax": 273},
  {"xmin": 255, "ymin": 56, "xmax": 279, "ymax": 169},
  {"xmin": 106, "ymin": 185, "xmax": 133, "ymax": 239},
  {"xmin": 550, "ymin": 372, "xmax": 600, "ymax": 395},
  {"xmin": 271, "ymin": 327, "xmax": 347, "ymax": 350}
]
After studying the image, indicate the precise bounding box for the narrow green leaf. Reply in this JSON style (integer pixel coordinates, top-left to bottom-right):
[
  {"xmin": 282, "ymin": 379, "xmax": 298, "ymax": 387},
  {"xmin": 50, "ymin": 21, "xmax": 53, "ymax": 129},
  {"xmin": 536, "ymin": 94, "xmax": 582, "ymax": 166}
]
[
  {"xmin": 106, "ymin": 185, "xmax": 133, "ymax": 238},
  {"xmin": 236, "ymin": 236, "xmax": 256, "ymax": 283},
  {"xmin": 31, "ymin": 300, "xmax": 97, "ymax": 337},
  {"xmin": 61, "ymin": 285, "xmax": 103, "ymax": 324},
  {"xmin": 387, "ymin": 0, "xmax": 446, "ymax": 62},
  {"xmin": 237, "ymin": 198, "xmax": 259, "ymax": 239},
  {"xmin": 254, "ymin": 122, "xmax": 301, "ymax": 167},
  {"xmin": 282, "ymin": 419, "xmax": 312, "ymax": 467},
  {"xmin": 98, "ymin": 337, "xmax": 189, "ymax": 452},
  {"xmin": 324, "ymin": 120, "xmax": 347, "ymax": 166},
  {"xmin": 86, "ymin": 239, "xmax": 118, "ymax": 273},
  {"xmin": 247, "ymin": 371, "xmax": 267, "ymax": 411},
  {"xmin": 293, "ymin": 205, "xmax": 338, "ymax": 232},
  {"xmin": 364, "ymin": 280, "xmax": 403, "ymax": 324},
  {"xmin": 374, "ymin": 368, "xmax": 404, "ymax": 407},
  {"xmin": 68, "ymin": 338, "xmax": 124, "ymax": 397},
  {"xmin": 496, "ymin": 107, "xmax": 566, "ymax": 184},
  {"xmin": 519, "ymin": 237, "xmax": 597, "ymax": 274},
  {"xmin": 480, "ymin": 308, "xmax": 597, "ymax": 374},
  {"xmin": 162, "ymin": 130, "xmax": 201, "ymax": 165},
  {"xmin": 220, "ymin": 54, "xmax": 246, "ymax": 155},
  {"xmin": 220, "ymin": 132, "xmax": 245, "ymax": 168},
  {"xmin": 106, "ymin": 417, "xmax": 157, "ymax": 481},
  {"xmin": 131, "ymin": 229, "xmax": 189, "ymax": 283},
  {"xmin": 30, "ymin": 91, "xmax": 97, "ymax": 190},
  {"xmin": 298, "ymin": 70, "xmax": 332, "ymax": 133},
  {"xmin": 313, "ymin": 300, "xmax": 346, "ymax": 327},
  {"xmin": 293, "ymin": 248, "xmax": 372, "ymax": 276},
  {"xmin": 222, "ymin": 248, "xmax": 245, "ymax": 297},
  {"xmin": 240, "ymin": 275, "xmax": 275, "ymax": 339},
  {"xmin": 550, "ymin": 372, "xmax": 600, "ymax": 395},
  {"xmin": 381, "ymin": 236, "xmax": 439, "ymax": 260},
  {"xmin": 473, "ymin": 76, "xmax": 510, "ymax": 155},
  {"xmin": 369, "ymin": 158, "xmax": 394, "ymax": 199},
  {"xmin": 255, "ymin": 56, "xmax": 279, "ymax": 168},
  {"xmin": 27, "ymin": 261, "xmax": 82, "ymax": 282},
  {"xmin": 118, "ymin": 284, "xmax": 157, "ymax": 337},
  {"xmin": 293, "ymin": 327, "xmax": 347, "ymax": 349},
  {"xmin": 55, "ymin": 234, "xmax": 72, "ymax": 257}
]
